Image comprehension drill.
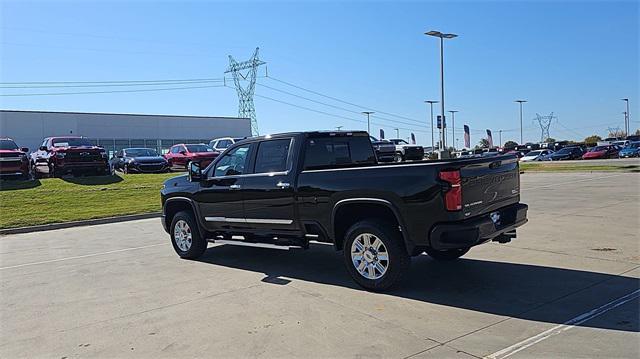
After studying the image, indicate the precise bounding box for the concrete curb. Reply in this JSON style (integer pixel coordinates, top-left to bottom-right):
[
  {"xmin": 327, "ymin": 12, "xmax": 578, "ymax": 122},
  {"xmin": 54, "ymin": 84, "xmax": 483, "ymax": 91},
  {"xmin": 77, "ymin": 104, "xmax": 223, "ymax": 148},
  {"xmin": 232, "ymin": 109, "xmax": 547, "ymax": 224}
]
[{"xmin": 0, "ymin": 212, "xmax": 162, "ymax": 235}]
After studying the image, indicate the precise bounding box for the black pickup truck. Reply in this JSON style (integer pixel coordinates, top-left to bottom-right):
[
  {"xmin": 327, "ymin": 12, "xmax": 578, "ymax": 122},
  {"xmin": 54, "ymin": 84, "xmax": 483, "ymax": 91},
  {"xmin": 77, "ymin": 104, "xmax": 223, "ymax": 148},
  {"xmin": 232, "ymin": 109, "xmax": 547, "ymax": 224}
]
[{"xmin": 161, "ymin": 131, "xmax": 528, "ymax": 291}]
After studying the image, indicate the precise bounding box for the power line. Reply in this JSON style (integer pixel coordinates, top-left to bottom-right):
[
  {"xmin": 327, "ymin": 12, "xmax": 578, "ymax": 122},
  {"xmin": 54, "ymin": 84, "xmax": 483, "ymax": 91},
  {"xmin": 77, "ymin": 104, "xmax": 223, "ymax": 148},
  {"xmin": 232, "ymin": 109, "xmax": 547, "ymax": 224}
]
[
  {"xmin": 0, "ymin": 77, "xmax": 225, "ymax": 85},
  {"xmin": 254, "ymin": 93, "xmax": 429, "ymax": 133},
  {"xmin": 256, "ymin": 82, "xmax": 429, "ymax": 131},
  {"xmin": 0, "ymin": 84, "xmax": 226, "ymax": 97},
  {"xmin": 266, "ymin": 76, "xmax": 426, "ymax": 125},
  {"xmin": 0, "ymin": 80, "xmax": 226, "ymax": 89}
]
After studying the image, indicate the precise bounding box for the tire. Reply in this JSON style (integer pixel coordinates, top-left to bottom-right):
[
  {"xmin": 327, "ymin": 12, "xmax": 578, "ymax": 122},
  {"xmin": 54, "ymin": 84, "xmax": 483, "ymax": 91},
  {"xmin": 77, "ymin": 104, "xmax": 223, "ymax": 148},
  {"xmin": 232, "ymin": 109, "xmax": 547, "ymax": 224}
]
[
  {"xmin": 31, "ymin": 162, "xmax": 42, "ymax": 179},
  {"xmin": 424, "ymin": 247, "xmax": 470, "ymax": 261},
  {"xmin": 393, "ymin": 153, "xmax": 403, "ymax": 163},
  {"xmin": 49, "ymin": 164, "xmax": 60, "ymax": 178},
  {"xmin": 343, "ymin": 220, "xmax": 410, "ymax": 291},
  {"xmin": 170, "ymin": 210, "xmax": 207, "ymax": 259}
]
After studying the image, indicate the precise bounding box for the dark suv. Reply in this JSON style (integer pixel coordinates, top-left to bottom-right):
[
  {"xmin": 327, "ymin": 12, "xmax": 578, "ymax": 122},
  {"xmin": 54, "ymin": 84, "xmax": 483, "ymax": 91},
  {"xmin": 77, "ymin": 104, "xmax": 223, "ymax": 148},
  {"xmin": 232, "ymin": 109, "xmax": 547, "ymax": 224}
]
[
  {"xmin": 0, "ymin": 138, "xmax": 30, "ymax": 180},
  {"xmin": 30, "ymin": 137, "xmax": 110, "ymax": 178}
]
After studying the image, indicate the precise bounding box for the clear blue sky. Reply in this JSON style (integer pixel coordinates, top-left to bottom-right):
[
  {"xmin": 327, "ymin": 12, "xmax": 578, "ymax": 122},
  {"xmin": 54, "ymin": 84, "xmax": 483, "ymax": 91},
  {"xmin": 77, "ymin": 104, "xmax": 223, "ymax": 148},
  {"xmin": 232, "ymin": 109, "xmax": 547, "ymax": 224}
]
[{"xmin": 1, "ymin": 0, "xmax": 638, "ymax": 146}]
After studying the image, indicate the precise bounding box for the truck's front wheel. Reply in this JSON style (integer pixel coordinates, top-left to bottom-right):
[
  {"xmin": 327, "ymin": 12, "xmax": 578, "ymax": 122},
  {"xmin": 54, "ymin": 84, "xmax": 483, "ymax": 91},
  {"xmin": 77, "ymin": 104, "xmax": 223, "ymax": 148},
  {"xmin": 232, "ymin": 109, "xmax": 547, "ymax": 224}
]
[
  {"xmin": 343, "ymin": 221, "xmax": 410, "ymax": 291},
  {"xmin": 424, "ymin": 247, "xmax": 470, "ymax": 261},
  {"xmin": 170, "ymin": 211, "xmax": 207, "ymax": 259}
]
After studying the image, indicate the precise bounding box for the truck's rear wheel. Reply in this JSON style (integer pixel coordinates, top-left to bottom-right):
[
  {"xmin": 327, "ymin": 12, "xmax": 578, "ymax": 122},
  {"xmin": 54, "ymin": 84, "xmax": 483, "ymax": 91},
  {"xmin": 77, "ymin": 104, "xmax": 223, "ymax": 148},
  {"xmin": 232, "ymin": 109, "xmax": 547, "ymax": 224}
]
[
  {"xmin": 424, "ymin": 247, "xmax": 470, "ymax": 261},
  {"xmin": 343, "ymin": 220, "xmax": 410, "ymax": 291},
  {"xmin": 170, "ymin": 211, "xmax": 207, "ymax": 259}
]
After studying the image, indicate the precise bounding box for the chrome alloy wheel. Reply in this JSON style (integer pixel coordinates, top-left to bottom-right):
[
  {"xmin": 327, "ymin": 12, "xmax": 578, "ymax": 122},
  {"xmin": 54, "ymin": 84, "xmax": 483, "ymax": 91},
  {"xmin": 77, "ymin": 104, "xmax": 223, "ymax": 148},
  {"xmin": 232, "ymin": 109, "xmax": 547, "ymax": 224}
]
[
  {"xmin": 351, "ymin": 233, "xmax": 389, "ymax": 280},
  {"xmin": 174, "ymin": 220, "xmax": 192, "ymax": 252}
]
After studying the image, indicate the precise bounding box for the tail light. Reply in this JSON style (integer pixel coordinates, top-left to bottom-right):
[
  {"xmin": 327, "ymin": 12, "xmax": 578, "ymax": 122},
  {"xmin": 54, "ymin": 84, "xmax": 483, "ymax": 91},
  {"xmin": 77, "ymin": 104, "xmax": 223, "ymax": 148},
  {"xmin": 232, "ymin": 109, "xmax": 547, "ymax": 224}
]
[{"xmin": 439, "ymin": 170, "xmax": 462, "ymax": 211}]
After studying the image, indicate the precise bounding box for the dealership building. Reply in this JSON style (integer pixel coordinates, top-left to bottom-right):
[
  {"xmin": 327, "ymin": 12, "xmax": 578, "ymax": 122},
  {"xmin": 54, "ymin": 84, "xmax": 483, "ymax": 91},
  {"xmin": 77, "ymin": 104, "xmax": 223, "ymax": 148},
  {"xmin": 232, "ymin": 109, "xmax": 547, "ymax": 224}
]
[{"xmin": 0, "ymin": 110, "xmax": 252, "ymax": 155}]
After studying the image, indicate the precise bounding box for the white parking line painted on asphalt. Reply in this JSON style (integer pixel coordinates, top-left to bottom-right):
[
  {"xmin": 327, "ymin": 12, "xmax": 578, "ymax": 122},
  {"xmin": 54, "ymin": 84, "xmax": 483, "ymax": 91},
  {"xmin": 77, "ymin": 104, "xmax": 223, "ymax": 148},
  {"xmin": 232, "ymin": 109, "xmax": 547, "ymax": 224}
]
[
  {"xmin": 0, "ymin": 243, "xmax": 167, "ymax": 270},
  {"xmin": 523, "ymin": 173, "xmax": 628, "ymax": 191},
  {"xmin": 484, "ymin": 289, "xmax": 640, "ymax": 359}
]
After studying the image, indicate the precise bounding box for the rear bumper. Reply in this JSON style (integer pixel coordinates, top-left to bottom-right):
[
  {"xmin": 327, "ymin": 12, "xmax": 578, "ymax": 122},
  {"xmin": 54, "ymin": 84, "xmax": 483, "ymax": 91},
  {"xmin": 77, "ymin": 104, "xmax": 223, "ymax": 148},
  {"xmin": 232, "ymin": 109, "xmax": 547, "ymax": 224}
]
[{"xmin": 429, "ymin": 203, "xmax": 528, "ymax": 250}]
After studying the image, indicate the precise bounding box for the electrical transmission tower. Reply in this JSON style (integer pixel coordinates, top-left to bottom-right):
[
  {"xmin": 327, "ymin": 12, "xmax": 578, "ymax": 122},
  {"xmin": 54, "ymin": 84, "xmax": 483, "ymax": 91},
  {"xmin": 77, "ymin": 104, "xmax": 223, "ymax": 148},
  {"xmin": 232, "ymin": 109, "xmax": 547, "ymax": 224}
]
[
  {"xmin": 226, "ymin": 47, "xmax": 266, "ymax": 136},
  {"xmin": 533, "ymin": 112, "xmax": 556, "ymax": 142}
]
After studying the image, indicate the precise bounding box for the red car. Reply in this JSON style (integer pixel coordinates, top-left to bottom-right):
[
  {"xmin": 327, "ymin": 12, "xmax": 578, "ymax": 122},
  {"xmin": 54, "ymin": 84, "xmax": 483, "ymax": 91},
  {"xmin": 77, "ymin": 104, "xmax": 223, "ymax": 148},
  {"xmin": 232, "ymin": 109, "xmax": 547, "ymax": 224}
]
[
  {"xmin": 164, "ymin": 144, "xmax": 219, "ymax": 170},
  {"xmin": 582, "ymin": 145, "xmax": 619, "ymax": 160},
  {"xmin": 0, "ymin": 137, "xmax": 30, "ymax": 180},
  {"xmin": 30, "ymin": 136, "xmax": 110, "ymax": 178}
]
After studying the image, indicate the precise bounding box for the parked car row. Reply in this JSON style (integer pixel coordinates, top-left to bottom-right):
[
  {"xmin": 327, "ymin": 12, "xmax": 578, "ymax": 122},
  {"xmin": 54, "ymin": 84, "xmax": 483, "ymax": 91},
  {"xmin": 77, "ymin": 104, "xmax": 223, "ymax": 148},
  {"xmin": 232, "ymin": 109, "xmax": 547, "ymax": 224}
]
[
  {"xmin": 513, "ymin": 142, "xmax": 640, "ymax": 161},
  {"xmin": 0, "ymin": 135, "xmax": 249, "ymax": 180}
]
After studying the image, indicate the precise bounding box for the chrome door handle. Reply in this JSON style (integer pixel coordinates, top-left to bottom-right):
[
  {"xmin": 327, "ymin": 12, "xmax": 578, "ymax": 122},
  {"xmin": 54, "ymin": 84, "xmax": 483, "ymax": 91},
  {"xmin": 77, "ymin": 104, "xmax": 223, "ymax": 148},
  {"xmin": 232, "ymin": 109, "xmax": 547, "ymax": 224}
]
[
  {"xmin": 276, "ymin": 182, "xmax": 290, "ymax": 189},
  {"xmin": 230, "ymin": 184, "xmax": 241, "ymax": 190}
]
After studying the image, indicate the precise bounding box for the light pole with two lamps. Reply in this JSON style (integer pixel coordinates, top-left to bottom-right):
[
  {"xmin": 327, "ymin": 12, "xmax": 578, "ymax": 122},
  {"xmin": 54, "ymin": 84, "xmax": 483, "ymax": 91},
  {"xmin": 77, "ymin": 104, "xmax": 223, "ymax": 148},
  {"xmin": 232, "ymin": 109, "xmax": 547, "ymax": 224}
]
[{"xmin": 425, "ymin": 30, "xmax": 457, "ymax": 158}]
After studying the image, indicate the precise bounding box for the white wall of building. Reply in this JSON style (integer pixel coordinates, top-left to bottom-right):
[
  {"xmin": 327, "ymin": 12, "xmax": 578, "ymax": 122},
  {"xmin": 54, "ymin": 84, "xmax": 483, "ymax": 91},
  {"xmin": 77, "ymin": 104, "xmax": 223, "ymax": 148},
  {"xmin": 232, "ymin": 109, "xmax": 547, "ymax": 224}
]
[{"xmin": 0, "ymin": 110, "xmax": 251, "ymax": 152}]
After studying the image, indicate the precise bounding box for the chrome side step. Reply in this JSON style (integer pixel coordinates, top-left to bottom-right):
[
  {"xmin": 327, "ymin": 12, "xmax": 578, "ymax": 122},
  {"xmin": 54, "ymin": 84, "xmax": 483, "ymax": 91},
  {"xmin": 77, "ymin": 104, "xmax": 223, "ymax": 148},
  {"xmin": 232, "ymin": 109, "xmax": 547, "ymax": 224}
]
[{"xmin": 207, "ymin": 238, "xmax": 302, "ymax": 251}]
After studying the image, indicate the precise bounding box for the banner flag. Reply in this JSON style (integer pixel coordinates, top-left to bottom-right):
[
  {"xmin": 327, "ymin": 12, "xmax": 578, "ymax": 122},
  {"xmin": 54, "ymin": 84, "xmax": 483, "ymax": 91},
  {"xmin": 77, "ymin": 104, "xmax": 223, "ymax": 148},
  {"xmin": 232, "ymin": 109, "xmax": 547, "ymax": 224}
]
[
  {"xmin": 486, "ymin": 129, "xmax": 494, "ymax": 148},
  {"xmin": 411, "ymin": 133, "xmax": 416, "ymax": 144},
  {"xmin": 464, "ymin": 125, "xmax": 470, "ymax": 148},
  {"xmin": 379, "ymin": 129, "xmax": 385, "ymax": 139}
]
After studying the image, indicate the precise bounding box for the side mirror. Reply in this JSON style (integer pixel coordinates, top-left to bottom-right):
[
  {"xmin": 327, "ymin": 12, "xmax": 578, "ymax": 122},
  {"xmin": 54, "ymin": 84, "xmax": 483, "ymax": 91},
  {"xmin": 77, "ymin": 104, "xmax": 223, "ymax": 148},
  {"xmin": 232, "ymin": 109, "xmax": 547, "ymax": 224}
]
[
  {"xmin": 39, "ymin": 146, "xmax": 48, "ymax": 151},
  {"xmin": 180, "ymin": 150, "xmax": 187, "ymax": 155},
  {"xmin": 188, "ymin": 161, "xmax": 202, "ymax": 182},
  {"xmin": 20, "ymin": 147, "xmax": 29, "ymax": 153}
]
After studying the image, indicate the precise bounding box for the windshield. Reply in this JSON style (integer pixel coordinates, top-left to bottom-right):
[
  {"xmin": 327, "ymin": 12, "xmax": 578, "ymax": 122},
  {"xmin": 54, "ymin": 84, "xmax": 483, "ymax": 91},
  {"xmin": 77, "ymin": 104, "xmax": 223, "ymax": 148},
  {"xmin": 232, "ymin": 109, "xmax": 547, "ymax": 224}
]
[
  {"xmin": 629, "ymin": 142, "xmax": 640, "ymax": 148},
  {"xmin": 0, "ymin": 139, "xmax": 19, "ymax": 150},
  {"xmin": 186, "ymin": 144, "xmax": 213, "ymax": 153},
  {"xmin": 125, "ymin": 148, "xmax": 158, "ymax": 157},
  {"xmin": 390, "ymin": 139, "xmax": 408, "ymax": 145},
  {"xmin": 527, "ymin": 150, "xmax": 543, "ymax": 156},
  {"xmin": 52, "ymin": 138, "xmax": 93, "ymax": 147},
  {"xmin": 592, "ymin": 146, "xmax": 609, "ymax": 152}
]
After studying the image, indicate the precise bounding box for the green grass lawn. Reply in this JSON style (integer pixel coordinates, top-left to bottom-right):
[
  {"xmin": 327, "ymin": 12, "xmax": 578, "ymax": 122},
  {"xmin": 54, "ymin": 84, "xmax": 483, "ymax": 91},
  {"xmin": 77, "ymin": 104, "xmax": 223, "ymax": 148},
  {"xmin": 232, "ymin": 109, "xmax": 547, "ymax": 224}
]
[
  {"xmin": 520, "ymin": 162, "xmax": 640, "ymax": 172},
  {"xmin": 0, "ymin": 172, "xmax": 180, "ymax": 229}
]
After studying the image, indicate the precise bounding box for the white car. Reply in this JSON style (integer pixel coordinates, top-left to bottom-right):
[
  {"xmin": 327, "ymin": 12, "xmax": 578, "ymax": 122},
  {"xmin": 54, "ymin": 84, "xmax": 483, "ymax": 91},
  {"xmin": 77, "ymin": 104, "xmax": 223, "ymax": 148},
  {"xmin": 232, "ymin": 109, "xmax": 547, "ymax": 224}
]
[
  {"xmin": 520, "ymin": 149, "xmax": 553, "ymax": 162},
  {"xmin": 208, "ymin": 137, "xmax": 245, "ymax": 152}
]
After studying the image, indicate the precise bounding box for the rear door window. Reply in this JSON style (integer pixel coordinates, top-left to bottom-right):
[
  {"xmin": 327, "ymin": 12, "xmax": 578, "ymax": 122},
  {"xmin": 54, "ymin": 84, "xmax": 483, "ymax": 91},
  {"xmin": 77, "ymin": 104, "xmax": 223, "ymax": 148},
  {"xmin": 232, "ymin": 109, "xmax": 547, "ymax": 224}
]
[
  {"xmin": 303, "ymin": 136, "xmax": 376, "ymax": 170},
  {"xmin": 254, "ymin": 139, "xmax": 291, "ymax": 173}
]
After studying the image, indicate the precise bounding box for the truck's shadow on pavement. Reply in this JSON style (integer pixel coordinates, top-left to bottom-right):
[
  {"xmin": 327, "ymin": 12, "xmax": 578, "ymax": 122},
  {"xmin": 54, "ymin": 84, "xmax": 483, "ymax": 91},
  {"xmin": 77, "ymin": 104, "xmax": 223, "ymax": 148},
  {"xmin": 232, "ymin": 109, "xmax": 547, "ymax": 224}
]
[{"xmin": 196, "ymin": 243, "xmax": 639, "ymax": 333}]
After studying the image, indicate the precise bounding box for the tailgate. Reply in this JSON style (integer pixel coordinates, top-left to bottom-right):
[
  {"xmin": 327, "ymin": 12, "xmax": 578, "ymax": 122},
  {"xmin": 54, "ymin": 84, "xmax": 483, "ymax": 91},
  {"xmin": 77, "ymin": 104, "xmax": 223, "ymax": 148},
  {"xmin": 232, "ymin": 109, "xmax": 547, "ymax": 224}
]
[{"xmin": 459, "ymin": 156, "xmax": 520, "ymax": 218}]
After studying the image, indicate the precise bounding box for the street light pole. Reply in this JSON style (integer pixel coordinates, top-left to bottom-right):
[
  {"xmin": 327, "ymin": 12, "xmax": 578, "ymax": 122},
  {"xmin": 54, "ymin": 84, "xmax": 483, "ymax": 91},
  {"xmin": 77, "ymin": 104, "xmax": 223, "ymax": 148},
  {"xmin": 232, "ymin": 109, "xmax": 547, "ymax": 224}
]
[
  {"xmin": 515, "ymin": 100, "xmax": 527, "ymax": 144},
  {"xmin": 621, "ymin": 98, "xmax": 630, "ymax": 135},
  {"xmin": 425, "ymin": 100, "xmax": 438, "ymax": 152},
  {"xmin": 448, "ymin": 110, "xmax": 458, "ymax": 149},
  {"xmin": 361, "ymin": 111, "xmax": 374, "ymax": 134},
  {"xmin": 499, "ymin": 130, "xmax": 503, "ymax": 147},
  {"xmin": 426, "ymin": 30, "xmax": 457, "ymax": 157}
]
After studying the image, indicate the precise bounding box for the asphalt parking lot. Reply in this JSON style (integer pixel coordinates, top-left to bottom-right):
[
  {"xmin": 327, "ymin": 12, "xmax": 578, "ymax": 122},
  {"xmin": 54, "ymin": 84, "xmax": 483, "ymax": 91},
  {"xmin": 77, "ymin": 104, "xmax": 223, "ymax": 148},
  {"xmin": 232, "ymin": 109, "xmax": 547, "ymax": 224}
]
[{"xmin": 1, "ymin": 172, "xmax": 638, "ymax": 358}]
